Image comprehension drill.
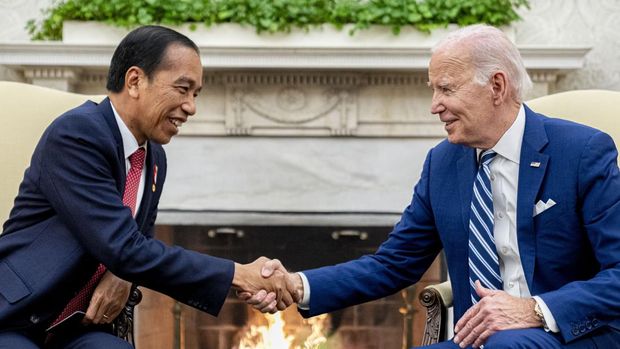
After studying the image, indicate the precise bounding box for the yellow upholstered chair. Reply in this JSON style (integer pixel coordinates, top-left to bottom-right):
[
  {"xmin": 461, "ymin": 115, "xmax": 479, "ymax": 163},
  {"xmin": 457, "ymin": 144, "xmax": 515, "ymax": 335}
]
[
  {"xmin": 0, "ymin": 81, "xmax": 104, "ymax": 225},
  {"xmin": 419, "ymin": 89, "xmax": 620, "ymax": 344},
  {"xmin": 0, "ymin": 81, "xmax": 143, "ymax": 343}
]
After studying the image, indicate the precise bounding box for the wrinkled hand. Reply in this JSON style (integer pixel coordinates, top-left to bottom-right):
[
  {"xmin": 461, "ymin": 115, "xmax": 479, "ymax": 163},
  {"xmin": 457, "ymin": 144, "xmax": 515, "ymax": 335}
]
[
  {"xmin": 233, "ymin": 257, "xmax": 299, "ymax": 313},
  {"xmin": 453, "ymin": 280, "xmax": 541, "ymax": 348},
  {"xmin": 82, "ymin": 271, "xmax": 132, "ymax": 325}
]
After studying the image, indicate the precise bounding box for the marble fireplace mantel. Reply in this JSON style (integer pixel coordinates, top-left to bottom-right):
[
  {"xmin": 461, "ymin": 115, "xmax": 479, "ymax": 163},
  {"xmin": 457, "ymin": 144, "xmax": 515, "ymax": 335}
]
[
  {"xmin": 0, "ymin": 41, "xmax": 590, "ymax": 75},
  {"xmin": 0, "ymin": 35, "xmax": 591, "ymax": 226}
]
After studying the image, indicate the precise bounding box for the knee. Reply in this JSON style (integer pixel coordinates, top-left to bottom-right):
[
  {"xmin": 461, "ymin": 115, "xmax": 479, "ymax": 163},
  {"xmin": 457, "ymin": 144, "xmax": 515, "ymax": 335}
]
[
  {"xmin": 61, "ymin": 331, "xmax": 133, "ymax": 349},
  {"xmin": 484, "ymin": 330, "xmax": 529, "ymax": 349}
]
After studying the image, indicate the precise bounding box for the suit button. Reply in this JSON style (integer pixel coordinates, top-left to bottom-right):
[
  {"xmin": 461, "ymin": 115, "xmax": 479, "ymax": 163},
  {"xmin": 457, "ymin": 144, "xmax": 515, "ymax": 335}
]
[
  {"xmin": 571, "ymin": 328, "xmax": 579, "ymax": 336},
  {"xmin": 579, "ymin": 323, "xmax": 586, "ymax": 333},
  {"xmin": 29, "ymin": 314, "xmax": 40, "ymax": 324},
  {"xmin": 592, "ymin": 319, "xmax": 600, "ymax": 327},
  {"xmin": 586, "ymin": 321, "xmax": 592, "ymax": 330}
]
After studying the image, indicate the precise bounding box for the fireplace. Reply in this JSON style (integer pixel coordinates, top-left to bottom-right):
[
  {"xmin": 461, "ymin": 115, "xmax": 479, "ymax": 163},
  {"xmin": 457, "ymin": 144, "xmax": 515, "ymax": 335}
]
[{"xmin": 135, "ymin": 225, "xmax": 443, "ymax": 349}]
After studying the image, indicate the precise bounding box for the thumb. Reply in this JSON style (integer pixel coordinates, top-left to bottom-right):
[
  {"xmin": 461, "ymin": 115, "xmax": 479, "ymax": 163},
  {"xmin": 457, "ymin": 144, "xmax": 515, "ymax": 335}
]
[
  {"xmin": 475, "ymin": 280, "xmax": 496, "ymax": 298},
  {"xmin": 261, "ymin": 259, "xmax": 282, "ymax": 278}
]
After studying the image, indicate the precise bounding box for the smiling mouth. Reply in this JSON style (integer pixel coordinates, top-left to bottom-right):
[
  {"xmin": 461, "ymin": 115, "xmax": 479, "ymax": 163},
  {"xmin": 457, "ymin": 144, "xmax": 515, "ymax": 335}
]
[{"xmin": 169, "ymin": 118, "xmax": 183, "ymax": 130}]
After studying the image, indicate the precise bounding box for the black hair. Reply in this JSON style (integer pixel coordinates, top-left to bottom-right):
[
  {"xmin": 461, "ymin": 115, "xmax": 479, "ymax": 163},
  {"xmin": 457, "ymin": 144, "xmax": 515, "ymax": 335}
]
[{"xmin": 106, "ymin": 25, "xmax": 199, "ymax": 92}]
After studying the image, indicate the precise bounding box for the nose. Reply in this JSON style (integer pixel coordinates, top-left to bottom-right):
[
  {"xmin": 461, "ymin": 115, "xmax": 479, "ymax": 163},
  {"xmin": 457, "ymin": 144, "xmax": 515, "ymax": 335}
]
[
  {"xmin": 429, "ymin": 90, "xmax": 445, "ymax": 115},
  {"xmin": 182, "ymin": 95, "xmax": 196, "ymax": 116}
]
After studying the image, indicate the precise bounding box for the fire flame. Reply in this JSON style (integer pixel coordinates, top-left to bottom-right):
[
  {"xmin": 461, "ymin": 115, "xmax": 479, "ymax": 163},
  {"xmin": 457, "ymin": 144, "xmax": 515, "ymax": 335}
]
[{"xmin": 236, "ymin": 310, "xmax": 329, "ymax": 349}]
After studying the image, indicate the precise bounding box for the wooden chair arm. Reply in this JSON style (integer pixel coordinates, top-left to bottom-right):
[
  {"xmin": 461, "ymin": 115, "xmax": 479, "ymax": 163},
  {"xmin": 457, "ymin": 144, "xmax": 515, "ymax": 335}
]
[{"xmin": 419, "ymin": 281, "xmax": 452, "ymax": 345}]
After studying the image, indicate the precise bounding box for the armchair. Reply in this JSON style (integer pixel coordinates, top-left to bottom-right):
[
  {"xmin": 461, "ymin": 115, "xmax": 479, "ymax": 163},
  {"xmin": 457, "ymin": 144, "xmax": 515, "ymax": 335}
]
[
  {"xmin": 0, "ymin": 81, "xmax": 140, "ymax": 344},
  {"xmin": 418, "ymin": 89, "xmax": 620, "ymax": 345}
]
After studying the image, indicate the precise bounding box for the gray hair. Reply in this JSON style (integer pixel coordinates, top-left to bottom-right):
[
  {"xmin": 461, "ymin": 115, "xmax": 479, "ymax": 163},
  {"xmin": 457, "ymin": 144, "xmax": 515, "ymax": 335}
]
[{"xmin": 432, "ymin": 24, "xmax": 532, "ymax": 102}]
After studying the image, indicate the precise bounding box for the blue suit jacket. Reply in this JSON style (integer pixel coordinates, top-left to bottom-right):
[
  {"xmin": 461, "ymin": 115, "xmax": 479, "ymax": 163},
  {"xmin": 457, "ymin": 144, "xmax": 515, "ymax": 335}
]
[
  {"xmin": 300, "ymin": 106, "xmax": 620, "ymax": 343},
  {"xmin": 0, "ymin": 98, "xmax": 234, "ymax": 331}
]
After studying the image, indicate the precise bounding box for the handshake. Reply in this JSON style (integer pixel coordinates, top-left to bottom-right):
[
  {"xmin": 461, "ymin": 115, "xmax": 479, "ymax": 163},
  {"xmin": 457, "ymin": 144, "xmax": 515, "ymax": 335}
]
[{"xmin": 233, "ymin": 257, "xmax": 303, "ymax": 313}]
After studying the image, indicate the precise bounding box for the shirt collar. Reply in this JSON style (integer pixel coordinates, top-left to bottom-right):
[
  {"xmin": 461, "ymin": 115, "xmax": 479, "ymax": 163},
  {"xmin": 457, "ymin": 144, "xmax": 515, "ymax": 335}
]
[
  {"xmin": 477, "ymin": 105, "xmax": 525, "ymax": 165},
  {"xmin": 110, "ymin": 101, "xmax": 147, "ymax": 159}
]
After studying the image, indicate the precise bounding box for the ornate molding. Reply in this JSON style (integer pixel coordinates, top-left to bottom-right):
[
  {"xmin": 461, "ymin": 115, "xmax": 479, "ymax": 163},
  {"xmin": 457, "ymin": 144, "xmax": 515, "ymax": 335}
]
[
  {"xmin": 224, "ymin": 85, "xmax": 358, "ymax": 136},
  {"xmin": 23, "ymin": 67, "xmax": 78, "ymax": 80},
  {"xmin": 0, "ymin": 42, "xmax": 590, "ymax": 71},
  {"xmin": 0, "ymin": 41, "xmax": 591, "ymax": 137}
]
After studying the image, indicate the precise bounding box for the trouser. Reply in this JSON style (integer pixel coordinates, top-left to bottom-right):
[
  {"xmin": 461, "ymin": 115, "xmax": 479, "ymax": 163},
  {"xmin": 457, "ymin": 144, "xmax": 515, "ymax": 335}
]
[{"xmin": 417, "ymin": 327, "xmax": 620, "ymax": 349}]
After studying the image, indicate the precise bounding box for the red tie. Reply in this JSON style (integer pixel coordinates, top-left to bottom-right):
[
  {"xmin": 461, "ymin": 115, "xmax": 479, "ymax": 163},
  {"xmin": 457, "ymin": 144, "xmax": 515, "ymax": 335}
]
[{"xmin": 50, "ymin": 147, "xmax": 146, "ymax": 326}]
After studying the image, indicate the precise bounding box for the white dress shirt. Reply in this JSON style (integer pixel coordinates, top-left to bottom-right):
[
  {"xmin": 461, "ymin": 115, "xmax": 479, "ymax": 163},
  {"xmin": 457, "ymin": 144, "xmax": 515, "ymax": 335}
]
[
  {"xmin": 300, "ymin": 105, "xmax": 559, "ymax": 332},
  {"xmin": 110, "ymin": 102, "xmax": 147, "ymax": 217}
]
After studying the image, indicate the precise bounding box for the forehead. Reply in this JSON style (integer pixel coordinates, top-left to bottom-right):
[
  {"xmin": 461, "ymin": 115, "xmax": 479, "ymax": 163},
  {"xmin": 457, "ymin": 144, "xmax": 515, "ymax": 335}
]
[
  {"xmin": 156, "ymin": 44, "xmax": 202, "ymax": 80},
  {"xmin": 428, "ymin": 46, "xmax": 473, "ymax": 83}
]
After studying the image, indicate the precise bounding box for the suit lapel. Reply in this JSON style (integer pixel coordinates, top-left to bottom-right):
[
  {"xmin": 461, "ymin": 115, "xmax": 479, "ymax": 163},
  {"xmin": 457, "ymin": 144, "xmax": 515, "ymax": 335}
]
[
  {"xmin": 457, "ymin": 147, "xmax": 478, "ymax": 233},
  {"xmin": 98, "ymin": 98, "xmax": 126, "ymax": 193},
  {"xmin": 517, "ymin": 105, "xmax": 549, "ymax": 290},
  {"xmin": 136, "ymin": 142, "xmax": 156, "ymax": 230}
]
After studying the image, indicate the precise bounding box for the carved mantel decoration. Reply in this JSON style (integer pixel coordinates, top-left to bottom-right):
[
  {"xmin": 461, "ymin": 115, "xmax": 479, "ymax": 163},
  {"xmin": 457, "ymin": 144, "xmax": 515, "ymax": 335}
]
[{"xmin": 0, "ymin": 22, "xmax": 590, "ymax": 139}]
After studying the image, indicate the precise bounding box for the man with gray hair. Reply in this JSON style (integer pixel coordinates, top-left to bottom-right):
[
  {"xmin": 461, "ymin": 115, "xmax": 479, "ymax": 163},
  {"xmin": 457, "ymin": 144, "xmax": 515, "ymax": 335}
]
[{"xmin": 243, "ymin": 24, "xmax": 620, "ymax": 348}]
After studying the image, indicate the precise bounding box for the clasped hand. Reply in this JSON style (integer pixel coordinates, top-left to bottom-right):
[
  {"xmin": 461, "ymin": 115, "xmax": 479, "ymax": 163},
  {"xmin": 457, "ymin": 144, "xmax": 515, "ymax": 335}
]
[{"xmin": 233, "ymin": 257, "xmax": 302, "ymax": 313}]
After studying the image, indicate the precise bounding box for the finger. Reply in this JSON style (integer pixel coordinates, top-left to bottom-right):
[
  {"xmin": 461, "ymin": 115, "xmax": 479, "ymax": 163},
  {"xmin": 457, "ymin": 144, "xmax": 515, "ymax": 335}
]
[
  {"xmin": 83, "ymin": 294, "xmax": 103, "ymax": 325},
  {"xmin": 458, "ymin": 318, "xmax": 486, "ymax": 348},
  {"xmin": 475, "ymin": 280, "xmax": 496, "ymax": 298},
  {"xmin": 455, "ymin": 303, "xmax": 486, "ymax": 347},
  {"xmin": 276, "ymin": 301, "xmax": 288, "ymax": 311},
  {"xmin": 272, "ymin": 271, "xmax": 285, "ymax": 305},
  {"xmin": 253, "ymin": 292, "xmax": 277, "ymax": 310},
  {"xmin": 245, "ymin": 290, "xmax": 268, "ymax": 305},
  {"xmin": 454, "ymin": 302, "xmax": 479, "ymax": 333},
  {"xmin": 236, "ymin": 291, "xmax": 253, "ymax": 301},
  {"xmin": 106, "ymin": 302, "xmax": 124, "ymax": 320},
  {"xmin": 92, "ymin": 298, "xmax": 112, "ymax": 325},
  {"xmin": 472, "ymin": 328, "xmax": 494, "ymax": 348},
  {"xmin": 259, "ymin": 299, "xmax": 278, "ymax": 313},
  {"xmin": 280, "ymin": 287, "xmax": 294, "ymax": 308},
  {"xmin": 262, "ymin": 258, "xmax": 285, "ymax": 278}
]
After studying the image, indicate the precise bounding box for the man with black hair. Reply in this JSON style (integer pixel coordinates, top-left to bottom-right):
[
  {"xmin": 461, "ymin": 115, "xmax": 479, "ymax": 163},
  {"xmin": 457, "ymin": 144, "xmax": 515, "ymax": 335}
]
[{"xmin": 0, "ymin": 26, "xmax": 295, "ymax": 348}]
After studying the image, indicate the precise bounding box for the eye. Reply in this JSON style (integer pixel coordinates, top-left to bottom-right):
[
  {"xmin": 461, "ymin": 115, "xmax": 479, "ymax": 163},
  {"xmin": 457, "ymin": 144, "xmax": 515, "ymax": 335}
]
[
  {"xmin": 440, "ymin": 86, "xmax": 453, "ymax": 94},
  {"xmin": 176, "ymin": 86, "xmax": 189, "ymax": 94}
]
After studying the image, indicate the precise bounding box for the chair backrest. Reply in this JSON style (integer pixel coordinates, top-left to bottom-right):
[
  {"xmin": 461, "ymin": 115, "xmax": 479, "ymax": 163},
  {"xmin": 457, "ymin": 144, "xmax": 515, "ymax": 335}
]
[
  {"xmin": 527, "ymin": 89, "xmax": 620, "ymax": 163},
  {"xmin": 0, "ymin": 81, "xmax": 105, "ymax": 225}
]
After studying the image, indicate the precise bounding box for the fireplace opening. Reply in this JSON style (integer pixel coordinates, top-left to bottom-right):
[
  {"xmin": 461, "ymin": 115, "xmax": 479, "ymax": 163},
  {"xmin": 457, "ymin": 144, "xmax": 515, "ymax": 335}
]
[{"xmin": 136, "ymin": 225, "xmax": 444, "ymax": 349}]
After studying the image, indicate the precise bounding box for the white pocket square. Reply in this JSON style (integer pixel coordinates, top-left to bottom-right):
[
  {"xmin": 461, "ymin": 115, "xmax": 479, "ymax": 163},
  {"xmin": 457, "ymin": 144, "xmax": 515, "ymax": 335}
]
[{"xmin": 533, "ymin": 198, "xmax": 556, "ymax": 217}]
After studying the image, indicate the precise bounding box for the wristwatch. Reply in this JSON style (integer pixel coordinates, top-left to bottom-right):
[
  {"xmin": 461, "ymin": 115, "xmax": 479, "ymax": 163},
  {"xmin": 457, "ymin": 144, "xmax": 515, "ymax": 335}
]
[{"xmin": 534, "ymin": 301, "xmax": 550, "ymax": 332}]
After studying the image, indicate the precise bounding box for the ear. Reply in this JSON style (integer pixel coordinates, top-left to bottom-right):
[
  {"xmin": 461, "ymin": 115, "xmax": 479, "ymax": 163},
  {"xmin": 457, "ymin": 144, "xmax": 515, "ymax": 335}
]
[
  {"xmin": 489, "ymin": 71, "xmax": 509, "ymax": 106},
  {"xmin": 125, "ymin": 66, "xmax": 145, "ymax": 99}
]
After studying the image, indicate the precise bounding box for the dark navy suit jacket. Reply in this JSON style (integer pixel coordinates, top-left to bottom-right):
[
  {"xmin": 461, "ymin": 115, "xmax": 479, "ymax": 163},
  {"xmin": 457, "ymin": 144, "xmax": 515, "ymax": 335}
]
[
  {"xmin": 300, "ymin": 105, "xmax": 620, "ymax": 343},
  {"xmin": 0, "ymin": 98, "xmax": 234, "ymax": 331}
]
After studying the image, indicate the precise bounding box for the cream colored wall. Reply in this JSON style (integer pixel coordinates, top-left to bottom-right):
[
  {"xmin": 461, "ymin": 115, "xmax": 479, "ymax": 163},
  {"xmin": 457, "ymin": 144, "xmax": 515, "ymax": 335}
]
[{"xmin": 514, "ymin": 0, "xmax": 620, "ymax": 92}]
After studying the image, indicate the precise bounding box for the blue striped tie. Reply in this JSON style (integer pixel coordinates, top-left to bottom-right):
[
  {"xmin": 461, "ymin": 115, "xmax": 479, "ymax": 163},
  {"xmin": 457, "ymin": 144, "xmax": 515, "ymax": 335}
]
[{"xmin": 468, "ymin": 149, "xmax": 502, "ymax": 304}]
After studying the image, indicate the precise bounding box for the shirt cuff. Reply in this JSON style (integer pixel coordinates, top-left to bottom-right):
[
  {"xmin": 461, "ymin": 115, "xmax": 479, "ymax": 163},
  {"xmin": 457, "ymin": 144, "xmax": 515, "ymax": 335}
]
[
  {"xmin": 533, "ymin": 296, "xmax": 560, "ymax": 333},
  {"xmin": 297, "ymin": 272, "xmax": 311, "ymax": 310}
]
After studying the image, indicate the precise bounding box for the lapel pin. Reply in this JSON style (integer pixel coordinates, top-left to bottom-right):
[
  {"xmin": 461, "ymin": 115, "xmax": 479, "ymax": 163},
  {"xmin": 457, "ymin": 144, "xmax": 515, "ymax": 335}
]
[
  {"xmin": 152, "ymin": 164, "xmax": 158, "ymax": 192},
  {"xmin": 530, "ymin": 161, "xmax": 541, "ymax": 168}
]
